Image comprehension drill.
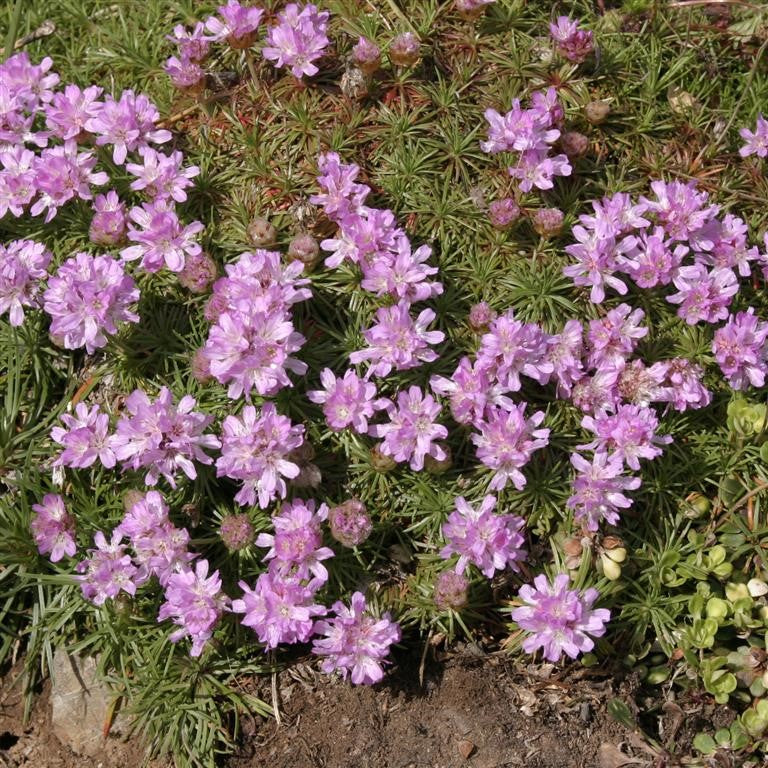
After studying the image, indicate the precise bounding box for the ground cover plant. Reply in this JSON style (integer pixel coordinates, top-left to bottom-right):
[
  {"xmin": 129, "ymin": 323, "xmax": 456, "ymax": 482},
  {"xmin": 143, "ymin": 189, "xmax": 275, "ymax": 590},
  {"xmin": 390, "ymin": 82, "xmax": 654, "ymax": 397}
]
[{"xmin": 2, "ymin": 0, "xmax": 768, "ymax": 765}]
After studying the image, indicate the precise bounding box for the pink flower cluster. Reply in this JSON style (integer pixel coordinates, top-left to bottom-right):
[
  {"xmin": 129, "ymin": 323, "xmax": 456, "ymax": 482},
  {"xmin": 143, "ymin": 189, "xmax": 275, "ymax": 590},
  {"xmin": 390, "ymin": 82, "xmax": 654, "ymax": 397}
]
[
  {"xmin": 216, "ymin": 402, "xmax": 305, "ymax": 507},
  {"xmin": 233, "ymin": 499, "xmax": 331, "ymax": 649},
  {"xmin": 440, "ymin": 495, "xmax": 526, "ymax": 578},
  {"xmin": 0, "ymin": 52, "xmax": 203, "ymax": 284},
  {"xmin": 549, "ymin": 17, "xmax": 594, "ymax": 63},
  {"xmin": 481, "ymin": 87, "xmax": 571, "ymax": 193},
  {"xmin": 111, "ymin": 388, "xmax": 220, "ymax": 488},
  {"xmin": 311, "ymin": 591, "xmax": 401, "ymax": 685},
  {"xmin": 311, "ymin": 151, "xmax": 444, "ymax": 375},
  {"xmin": 0, "ymin": 239, "xmax": 51, "ymax": 326},
  {"xmin": 31, "ymin": 494, "xmax": 77, "ymax": 562},
  {"xmin": 51, "ymin": 389, "xmax": 220, "ymax": 489},
  {"xmin": 511, "ymin": 574, "xmax": 609, "ymax": 662},
  {"xmin": 43, "ymin": 253, "xmax": 140, "ymax": 353},
  {"xmin": 562, "ymin": 184, "xmax": 760, "ymax": 313},
  {"xmin": 202, "ymin": 250, "xmax": 311, "ymax": 400},
  {"xmin": 73, "ymin": 489, "xmax": 225, "ymax": 657},
  {"xmin": 169, "ymin": 2, "xmax": 331, "ymax": 83}
]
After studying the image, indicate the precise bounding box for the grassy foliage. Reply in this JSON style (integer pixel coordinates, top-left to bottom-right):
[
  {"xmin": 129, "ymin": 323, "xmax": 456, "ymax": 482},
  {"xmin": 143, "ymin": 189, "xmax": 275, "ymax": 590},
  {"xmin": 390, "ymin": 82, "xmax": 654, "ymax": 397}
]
[{"xmin": 3, "ymin": 0, "xmax": 768, "ymax": 765}]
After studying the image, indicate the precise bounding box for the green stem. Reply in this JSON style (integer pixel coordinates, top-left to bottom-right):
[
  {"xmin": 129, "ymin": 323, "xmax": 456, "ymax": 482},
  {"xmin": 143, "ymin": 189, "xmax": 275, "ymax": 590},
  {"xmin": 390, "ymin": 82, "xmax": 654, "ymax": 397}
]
[{"xmin": 4, "ymin": 0, "xmax": 23, "ymax": 61}]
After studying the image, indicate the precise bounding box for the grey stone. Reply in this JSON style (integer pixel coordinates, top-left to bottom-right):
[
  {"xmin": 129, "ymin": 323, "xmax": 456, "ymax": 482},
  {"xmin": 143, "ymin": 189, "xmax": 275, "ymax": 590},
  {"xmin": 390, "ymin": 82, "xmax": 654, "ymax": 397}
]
[{"xmin": 50, "ymin": 648, "xmax": 124, "ymax": 756}]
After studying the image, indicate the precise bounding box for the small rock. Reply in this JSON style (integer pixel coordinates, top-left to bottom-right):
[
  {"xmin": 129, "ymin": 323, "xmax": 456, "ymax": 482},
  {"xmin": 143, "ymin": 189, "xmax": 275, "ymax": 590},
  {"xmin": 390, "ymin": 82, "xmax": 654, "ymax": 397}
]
[
  {"xmin": 457, "ymin": 739, "xmax": 476, "ymax": 760},
  {"xmin": 51, "ymin": 649, "xmax": 124, "ymax": 757}
]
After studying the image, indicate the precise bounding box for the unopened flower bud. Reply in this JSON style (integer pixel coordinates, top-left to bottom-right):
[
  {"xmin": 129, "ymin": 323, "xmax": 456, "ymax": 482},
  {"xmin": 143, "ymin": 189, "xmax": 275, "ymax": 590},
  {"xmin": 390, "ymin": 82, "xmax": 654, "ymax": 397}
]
[
  {"xmin": 89, "ymin": 191, "xmax": 127, "ymax": 246},
  {"xmin": 287, "ymin": 233, "xmax": 320, "ymax": 267},
  {"xmin": 340, "ymin": 67, "xmax": 369, "ymax": 100},
  {"xmin": 178, "ymin": 250, "xmax": 217, "ymax": 293},
  {"xmin": 389, "ymin": 33, "xmax": 420, "ymax": 67},
  {"xmin": 434, "ymin": 570, "xmax": 469, "ymax": 610},
  {"xmin": 191, "ymin": 347, "xmax": 212, "ymax": 384},
  {"xmin": 371, "ymin": 444, "xmax": 397, "ymax": 472},
  {"xmin": 585, "ymin": 100, "xmax": 611, "ymax": 125},
  {"xmin": 219, "ymin": 513, "xmax": 255, "ymax": 551},
  {"xmin": 560, "ymin": 131, "xmax": 589, "ymax": 158},
  {"xmin": 563, "ymin": 536, "xmax": 585, "ymax": 569},
  {"xmin": 682, "ymin": 492, "xmax": 711, "ymax": 519},
  {"xmin": 454, "ymin": 0, "xmax": 493, "ymax": 20},
  {"xmin": 488, "ymin": 198, "xmax": 521, "ymax": 229},
  {"xmin": 329, "ymin": 499, "xmax": 372, "ymax": 547},
  {"xmin": 424, "ymin": 445, "xmax": 452, "ymax": 475},
  {"xmin": 600, "ymin": 552, "xmax": 622, "ymax": 581},
  {"xmin": 352, "ymin": 36, "xmax": 381, "ymax": 75},
  {"xmin": 247, "ymin": 217, "xmax": 277, "ymax": 247},
  {"xmin": 468, "ymin": 301, "xmax": 496, "ymax": 332},
  {"xmin": 122, "ymin": 489, "xmax": 146, "ymax": 512},
  {"xmin": 532, "ymin": 207, "xmax": 564, "ymax": 237}
]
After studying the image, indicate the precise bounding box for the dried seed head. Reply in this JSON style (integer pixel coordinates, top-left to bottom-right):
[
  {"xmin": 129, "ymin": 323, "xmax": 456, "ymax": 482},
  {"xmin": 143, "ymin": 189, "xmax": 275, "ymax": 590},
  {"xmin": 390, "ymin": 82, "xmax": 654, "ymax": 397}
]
[
  {"xmin": 389, "ymin": 32, "xmax": 420, "ymax": 67},
  {"xmin": 488, "ymin": 197, "xmax": 521, "ymax": 229},
  {"xmin": 122, "ymin": 489, "xmax": 146, "ymax": 512},
  {"xmin": 178, "ymin": 250, "xmax": 218, "ymax": 294},
  {"xmin": 341, "ymin": 67, "xmax": 369, "ymax": 100},
  {"xmin": 370, "ymin": 444, "xmax": 397, "ymax": 472},
  {"xmin": 328, "ymin": 499, "xmax": 372, "ymax": 547},
  {"xmin": 468, "ymin": 301, "xmax": 497, "ymax": 333},
  {"xmin": 532, "ymin": 207, "xmax": 564, "ymax": 237},
  {"xmin": 219, "ymin": 513, "xmax": 255, "ymax": 551},
  {"xmin": 560, "ymin": 131, "xmax": 589, "ymax": 158},
  {"xmin": 288, "ymin": 233, "xmax": 321, "ymax": 268},
  {"xmin": 584, "ymin": 100, "xmax": 611, "ymax": 125},
  {"xmin": 190, "ymin": 348, "xmax": 212, "ymax": 385},
  {"xmin": 434, "ymin": 570, "xmax": 469, "ymax": 610},
  {"xmin": 247, "ymin": 217, "xmax": 277, "ymax": 247},
  {"xmin": 425, "ymin": 444, "xmax": 452, "ymax": 475}
]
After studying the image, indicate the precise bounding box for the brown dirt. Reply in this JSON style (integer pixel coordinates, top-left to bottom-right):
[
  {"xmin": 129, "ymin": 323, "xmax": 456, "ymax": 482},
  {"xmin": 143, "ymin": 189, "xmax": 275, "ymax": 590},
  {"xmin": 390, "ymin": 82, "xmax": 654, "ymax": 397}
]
[
  {"xmin": 1, "ymin": 650, "xmax": 716, "ymax": 768},
  {"xmin": 233, "ymin": 650, "xmax": 656, "ymax": 768},
  {"xmin": 0, "ymin": 660, "xmax": 157, "ymax": 768}
]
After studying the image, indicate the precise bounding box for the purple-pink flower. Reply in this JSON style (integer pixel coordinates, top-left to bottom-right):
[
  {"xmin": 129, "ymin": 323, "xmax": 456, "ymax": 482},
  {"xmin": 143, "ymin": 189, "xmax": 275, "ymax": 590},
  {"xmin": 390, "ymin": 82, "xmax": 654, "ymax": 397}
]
[
  {"xmin": 233, "ymin": 572, "xmax": 326, "ymax": 649},
  {"xmin": 512, "ymin": 574, "xmax": 610, "ymax": 662},
  {"xmin": 739, "ymin": 114, "xmax": 768, "ymax": 159},
  {"xmin": 312, "ymin": 592, "xmax": 401, "ymax": 685},
  {"xmin": 440, "ymin": 494, "xmax": 526, "ymax": 578},
  {"xmin": 567, "ymin": 452, "xmax": 641, "ymax": 531},
  {"xmin": 666, "ymin": 264, "xmax": 738, "ymax": 325},
  {"xmin": 84, "ymin": 90, "xmax": 171, "ymax": 165},
  {"xmin": 216, "ymin": 402, "xmax": 304, "ymax": 508},
  {"xmin": 472, "ymin": 404, "xmax": 550, "ymax": 491},
  {"xmin": 51, "ymin": 403, "xmax": 116, "ymax": 469},
  {"xmin": 256, "ymin": 499, "xmax": 334, "ymax": 583},
  {"xmin": 712, "ymin": 308, "xmax": 768, "ymax": 390},
  {"xmin": 116, "ymin": 490, "xmax": 194, "ymax": 586},
  {"xmin": 31, "ymin": 493, "xmax": 76, "ymax": 562},
  {"xmin": 205, "ymin": 1, "xmax": 264, "ymax": 48},
  {"xmin": 76, "ymin": 531, "xmax": 139, "ymax": 605},
  {"xmin": 350, "ymin": 301, "xmax": 444, "ymax": 377},
  {"xmin": 158, "ymin": 560, "xmax": 228, "ymax": 657},
  {"xmin": 369, "ymin": 386, "xmax": 448, "ymax": 471},
  {"xmin": 0, "ymin": 238, "xmax": 51, "ymax": 326},
  {"xmin": 121, "ymin": 200, "xmax": 204, "ymax": 273},
  {"xmin": 125, "ymin": 147, "xmax": 199, "ymax": 202},
  {"xmin": 43, "ymin": 252, "xmax": 140, "ymax": 353},
  {"xmin": 262, "ymin": 3, "xmax": 330, "ymax": 79},
  {"xmin": 580, "ymin": 404, "xmax": 671, "ymax": 471},
  {"xmin": 307, "ymin": 368, "xmax": 382, "ymax": 433},
  {"xmin": 549, "ymin": 17, "xmax": 594, "ymax": 63},
  {"xmin": 89, "ymin": 190, "xmax": 127, "ymax": 246},
  {"xmin": 111, "ymin": 387, "xmax": 220, "ymax": 488}
]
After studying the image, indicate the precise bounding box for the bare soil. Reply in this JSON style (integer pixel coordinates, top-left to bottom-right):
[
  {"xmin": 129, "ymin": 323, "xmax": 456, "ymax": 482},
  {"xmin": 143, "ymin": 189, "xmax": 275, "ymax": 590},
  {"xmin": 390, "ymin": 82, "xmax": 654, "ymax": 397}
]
[{"xmin": 1, "ymin": 649, "xmax": 726, "ymax": 768}]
